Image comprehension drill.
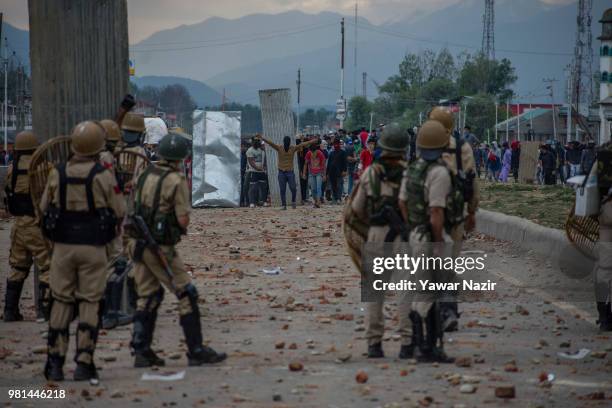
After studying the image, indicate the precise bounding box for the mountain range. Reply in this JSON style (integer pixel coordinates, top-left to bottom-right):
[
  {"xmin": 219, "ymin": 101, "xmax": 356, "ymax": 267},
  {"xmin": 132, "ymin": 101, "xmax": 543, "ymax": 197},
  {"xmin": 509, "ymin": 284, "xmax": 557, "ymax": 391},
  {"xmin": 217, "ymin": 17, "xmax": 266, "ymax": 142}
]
[{"xmin": 4, "ymin": 0, "xmax": 610, "ymax": 108}]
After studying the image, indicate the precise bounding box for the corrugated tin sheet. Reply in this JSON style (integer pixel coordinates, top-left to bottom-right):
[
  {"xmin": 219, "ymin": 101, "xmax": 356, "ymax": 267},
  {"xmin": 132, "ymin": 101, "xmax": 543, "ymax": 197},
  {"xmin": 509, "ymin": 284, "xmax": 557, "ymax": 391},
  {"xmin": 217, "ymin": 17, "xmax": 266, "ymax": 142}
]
[{"xmin": 258, "ymin": 89, "xmax": 301, "ymax": 207}]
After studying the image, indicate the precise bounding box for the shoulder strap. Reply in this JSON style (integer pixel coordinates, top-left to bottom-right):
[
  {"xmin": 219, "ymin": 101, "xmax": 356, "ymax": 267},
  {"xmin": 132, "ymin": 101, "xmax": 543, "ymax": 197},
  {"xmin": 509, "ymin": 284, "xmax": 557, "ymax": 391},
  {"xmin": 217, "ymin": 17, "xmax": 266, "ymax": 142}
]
[
  {"xmin": 84, "ymin": 163, "xmax": 105, "ymax": 213},
  {"xmin": 9, "ymin": 154, "xmax": 28, "ymax": 192},
  {"xmin": 59, "ymin": 163, "xmax": 105, "ymax": 213},
  {"xmin": 454, "ymin": 133, "xmax": 463, "ymax": 174},
  {"xmin": 152, "ymin": 170, "xmax": 173, "ymax": 212},
  {"xmin": 135, "ymin": 165, "xmax": 172, "ymax": 216}
]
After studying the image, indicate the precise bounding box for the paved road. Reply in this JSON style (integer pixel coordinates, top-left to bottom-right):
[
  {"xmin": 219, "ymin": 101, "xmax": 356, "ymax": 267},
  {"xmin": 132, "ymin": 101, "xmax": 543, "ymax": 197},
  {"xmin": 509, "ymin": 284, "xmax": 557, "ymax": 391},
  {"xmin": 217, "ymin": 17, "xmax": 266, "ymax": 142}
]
[{"xmin": 0, "ymin": 207, "xmax": 611, "ymax": 407}]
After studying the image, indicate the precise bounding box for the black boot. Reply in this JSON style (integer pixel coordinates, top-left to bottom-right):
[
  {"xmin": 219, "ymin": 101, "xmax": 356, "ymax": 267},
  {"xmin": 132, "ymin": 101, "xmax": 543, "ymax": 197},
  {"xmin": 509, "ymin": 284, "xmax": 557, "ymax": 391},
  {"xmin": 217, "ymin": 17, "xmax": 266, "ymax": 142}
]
[
  {"xmin": 44, "ymin": 354, "xmax": 65, "ymax": 382},
  {"xmin": 45, "ymin": 327, "xmax": 68, "ymax": 381},
  {"xmin": 367, "ymin": 342, "xmax": 384, "ymax": 358},
  {"xmin": 4, "ymin": 280, "xmax": 25, "ymax": 322},
  {"xmin": 132, "ymin": 311, "xmax": 166, "ymax": 368},
  {"xmin": 38, "ymin": 282, "xmax": 51, "ymax": 321},
  {"xmin": 132, "ymin": 309, "xmax": 165, "ymax": 368},
  {"xmin": 420, "ymin": 306, "xmax": 454, "ymax": 364},
  {"xmin": 74, "ymin": 362, "xmax": 98, "ymax": 382},
  {"xmin": 596, "ymin": 302, "xmax": 612, "ymax": 331},
  {"xmin": 398, "ymin": 344, "xmax": 414, "ymax": 359},
  {"xmin": 74, "ymin": 322, "xmax": 101, "ymax": 382},
  {"xmin": 180, "ymin": 310, "xmax": 226, "ymax": 366}
]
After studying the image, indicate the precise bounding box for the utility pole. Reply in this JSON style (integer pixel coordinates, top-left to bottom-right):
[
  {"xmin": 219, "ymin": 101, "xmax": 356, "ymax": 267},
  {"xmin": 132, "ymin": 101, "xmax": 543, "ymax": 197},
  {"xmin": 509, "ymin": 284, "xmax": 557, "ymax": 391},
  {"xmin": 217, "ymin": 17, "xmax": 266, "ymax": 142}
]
[
  {"xmin": 506, "ymin": 99, "xmax": 510, "ymax": 142},
  {"xmin": 222, "ymin": 88, "xmax": 226, "ymax": 112},
  {"xmin": 353, "ymin": 2, "xmax": 358, "ymax": 98},
  {"xmin": 544, "ymin": 78, "xmax": 558, "ymax": 141},
  {"xmin": 362, "ymin": 72, "xmax": 367, "ymax": 99},
  {"xmin": 494, "ymin": 98, "xmax": 498, "ymax": 141},
  {"xmin": 296, "ymin": 68, "xmax": 301, "ymax": 135},
  {"xmin": 516, "ymin": 101, "xmax": 520, "ymax": 141},
  {"xmin": 338, "ymin": 18, "xmax": 346, "ymax": 129},
  {"xmin": 3, "ymin": 36, "xmax": 7, "ymax": 152}
]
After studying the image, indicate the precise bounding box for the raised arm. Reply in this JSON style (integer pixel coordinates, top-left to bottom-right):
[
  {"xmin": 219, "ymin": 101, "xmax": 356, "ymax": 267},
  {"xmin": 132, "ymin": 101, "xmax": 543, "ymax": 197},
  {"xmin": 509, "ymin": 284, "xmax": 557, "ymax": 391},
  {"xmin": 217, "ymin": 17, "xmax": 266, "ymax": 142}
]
[
  {"xmin": 296, "ymin": 138, "xmax": 317, "ymax": 151},
  {"xmin": 261, "ymin": 136, "xmax": 280, "ymax": 151}
]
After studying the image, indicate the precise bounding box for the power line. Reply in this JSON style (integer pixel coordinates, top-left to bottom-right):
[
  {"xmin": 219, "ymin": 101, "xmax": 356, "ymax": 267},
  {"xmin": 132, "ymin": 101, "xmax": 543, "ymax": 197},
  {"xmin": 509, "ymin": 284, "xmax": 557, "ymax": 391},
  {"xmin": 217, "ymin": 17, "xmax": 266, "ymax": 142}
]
[
  {"xmin": 130, "ymin": 22, "xmax": 336, "ymax": 53},
  {"xmin": 347, "ymin": 21, "xmax": 573, "ymax": 57},
  {"xmin": 132, "ymin": 22, "xmax": 336, "ymax": 47}
]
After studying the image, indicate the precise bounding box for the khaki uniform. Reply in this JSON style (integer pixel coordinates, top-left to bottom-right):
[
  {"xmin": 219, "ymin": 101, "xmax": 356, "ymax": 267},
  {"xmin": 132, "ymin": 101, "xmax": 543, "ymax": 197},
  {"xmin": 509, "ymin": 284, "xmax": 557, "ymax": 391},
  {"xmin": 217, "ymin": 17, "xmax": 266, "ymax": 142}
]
[
  {"xmin": 399, "ymin": 162, "xmax": 453, "ymax": 316},
  {"xmin": 41, "ymin": 157, "xmax": 126, "ymax": 365},
  {"xmin": 99, "ymin": 150, "xmax": 123, "ymax": 266},
  {"xmin": 352, "ymin": 163, "xmax": 412, "ymax": 347},
  {"xmin": 5, "ymin": 154, "xmax": 51, "ymax": 284},
  {"xmin": 127, "ymin": 160, "xmax": 193, "ymax": 313},
  {"xmin": 595, "ymin": 200, "xmax": 612, "ymax": 303}
]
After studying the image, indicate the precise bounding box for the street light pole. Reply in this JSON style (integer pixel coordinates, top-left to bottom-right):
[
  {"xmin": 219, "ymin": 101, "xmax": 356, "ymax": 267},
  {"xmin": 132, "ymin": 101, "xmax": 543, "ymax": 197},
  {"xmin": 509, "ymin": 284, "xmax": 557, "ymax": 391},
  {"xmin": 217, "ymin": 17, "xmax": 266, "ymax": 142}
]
[{"xmin": 3, "ymin": 36, "xmax": 7, "ymax": 152}]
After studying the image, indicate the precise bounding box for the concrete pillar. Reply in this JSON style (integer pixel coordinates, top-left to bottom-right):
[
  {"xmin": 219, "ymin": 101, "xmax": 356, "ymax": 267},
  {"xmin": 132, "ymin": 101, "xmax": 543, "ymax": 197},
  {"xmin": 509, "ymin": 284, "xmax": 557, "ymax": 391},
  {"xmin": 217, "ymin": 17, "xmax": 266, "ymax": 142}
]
[{"xmin": 28, "ymin": 0, "xmax": 129, "ymax": 140}]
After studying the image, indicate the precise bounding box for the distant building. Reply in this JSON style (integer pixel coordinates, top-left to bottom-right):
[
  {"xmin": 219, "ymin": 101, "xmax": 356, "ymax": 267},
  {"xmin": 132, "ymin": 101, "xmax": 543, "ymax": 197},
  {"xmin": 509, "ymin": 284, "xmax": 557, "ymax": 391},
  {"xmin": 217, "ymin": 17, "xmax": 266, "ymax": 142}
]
[{"xmin": 599, "ymin": 8, "xmax": 612, "ymax": 144}]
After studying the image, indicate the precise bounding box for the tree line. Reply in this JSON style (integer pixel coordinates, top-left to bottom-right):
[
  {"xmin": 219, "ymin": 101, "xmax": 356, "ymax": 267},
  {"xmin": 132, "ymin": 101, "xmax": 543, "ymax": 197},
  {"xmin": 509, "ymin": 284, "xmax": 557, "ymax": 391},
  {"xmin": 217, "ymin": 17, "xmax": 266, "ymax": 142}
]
[{"xmin": 345, "ymin": 49, "xmax": 518, "ymax": 140}]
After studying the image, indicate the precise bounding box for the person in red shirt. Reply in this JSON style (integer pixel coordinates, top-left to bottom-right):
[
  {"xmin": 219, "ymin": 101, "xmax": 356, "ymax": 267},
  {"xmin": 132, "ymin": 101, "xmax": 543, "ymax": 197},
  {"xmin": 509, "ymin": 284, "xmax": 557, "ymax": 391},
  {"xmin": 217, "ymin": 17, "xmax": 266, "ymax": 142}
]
[
  {"xmin": 359, "ymin": 137, "xmax": 377, "ymax": 175},
  {"xmin": 359, "ymin": 127, "xmax": 369, "ymax": 147},
  {"xmin": 302, "ymin": 143, "xmax": 326, "ymax": 208}
]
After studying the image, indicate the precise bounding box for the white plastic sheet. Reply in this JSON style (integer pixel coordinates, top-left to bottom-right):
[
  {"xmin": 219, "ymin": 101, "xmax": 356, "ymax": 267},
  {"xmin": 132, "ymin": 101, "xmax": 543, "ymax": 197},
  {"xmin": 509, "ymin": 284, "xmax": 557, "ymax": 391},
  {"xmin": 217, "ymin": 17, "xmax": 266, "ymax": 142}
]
[
  {"xmin": 144, "ymin": 117, "xmax": 168, "ymax": 145},
  {"xmin": 191, "ymin": 110, "xmax": 241, "ymax": 207}
]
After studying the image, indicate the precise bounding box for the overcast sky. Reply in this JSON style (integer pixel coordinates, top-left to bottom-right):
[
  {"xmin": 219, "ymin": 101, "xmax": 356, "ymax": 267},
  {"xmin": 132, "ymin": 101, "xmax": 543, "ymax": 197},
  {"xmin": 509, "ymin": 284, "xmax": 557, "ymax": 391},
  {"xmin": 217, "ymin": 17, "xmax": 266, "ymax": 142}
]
[{"xmin": 2, "ymin": 0, "xmax": 574, "ymax": 43}]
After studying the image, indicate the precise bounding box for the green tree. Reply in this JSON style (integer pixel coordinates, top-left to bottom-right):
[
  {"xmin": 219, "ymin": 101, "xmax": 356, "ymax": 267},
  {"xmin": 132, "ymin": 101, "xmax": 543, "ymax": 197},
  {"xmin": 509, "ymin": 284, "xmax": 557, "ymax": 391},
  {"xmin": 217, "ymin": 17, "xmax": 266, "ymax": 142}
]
[
  {"xmin": 345, "ymin": 96, "xmax": 372, "ymax": 131},
  {"xmin": 457, "ymin": 54, "xmax": 517, "ymax": 101},
  {"xmin": 205, "ymin": 102, "xmax": 263, "ymax": 135},
  {"xmin": 430, "ymin": 48, "xmax": 456, "ymax": 81},
  {"xmin": 464, "ymin": 93, "xmax": 497, "ymax": 140},
  {"xmin": 159, "ymin": 84, "xmax": 196, "ymax": 134}
]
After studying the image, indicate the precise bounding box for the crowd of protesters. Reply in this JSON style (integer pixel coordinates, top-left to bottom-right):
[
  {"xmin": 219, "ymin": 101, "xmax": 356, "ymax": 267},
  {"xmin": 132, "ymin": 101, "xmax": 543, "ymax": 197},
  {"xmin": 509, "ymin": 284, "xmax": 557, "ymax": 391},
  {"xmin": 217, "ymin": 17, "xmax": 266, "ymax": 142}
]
[
  {"xmin": 239, "ymin": 124, "xmax": 602, "ymax": 209},
  {"xmin": 239, "ymin": 126, "xmax": 395, "ymax": 209}
]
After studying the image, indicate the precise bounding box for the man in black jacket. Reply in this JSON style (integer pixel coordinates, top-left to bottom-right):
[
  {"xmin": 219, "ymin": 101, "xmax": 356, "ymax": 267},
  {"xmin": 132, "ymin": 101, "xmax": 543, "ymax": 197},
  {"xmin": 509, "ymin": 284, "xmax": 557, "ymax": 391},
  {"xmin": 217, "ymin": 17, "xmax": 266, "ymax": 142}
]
[{"xmin": 326, "ymin": 139, "xmax": 348, "ymax": 204}]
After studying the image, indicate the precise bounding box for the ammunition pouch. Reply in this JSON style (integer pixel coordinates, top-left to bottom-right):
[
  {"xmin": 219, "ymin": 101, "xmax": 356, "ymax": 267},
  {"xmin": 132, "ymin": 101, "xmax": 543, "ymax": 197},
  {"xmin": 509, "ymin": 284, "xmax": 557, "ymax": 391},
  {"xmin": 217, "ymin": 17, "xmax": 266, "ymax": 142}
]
[
  {"xmin": 134, "ymin": 165, "xmax": 185, "ymax": 246},
  {"xmin": 43, "ymin": 206, "xmax": 117, "ymax": 245},
  {"xmin": 6, "ymin": 165, "xmax": 35, "ymax": 217},
  {"xmin": 6, "ymin": 192, "xmax": 35, "ymax": 217}
]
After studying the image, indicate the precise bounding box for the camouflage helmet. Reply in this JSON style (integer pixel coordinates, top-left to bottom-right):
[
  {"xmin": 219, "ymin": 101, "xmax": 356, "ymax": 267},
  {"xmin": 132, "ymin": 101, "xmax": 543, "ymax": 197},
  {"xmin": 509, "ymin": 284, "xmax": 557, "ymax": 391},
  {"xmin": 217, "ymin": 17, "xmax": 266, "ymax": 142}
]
[
  {"xmin": 100, "ymin": 119, "xmax": 121, "ymax": 142},
  {"xmin": 378, "ymin": 122, "xmax": 409, "ymax": 154},
  {"xmin": 429, "ymin": 107, "xmax": 454, "ymax": 134},
  {"xmin": 416, "ymin": 120, "xmax": 450, "ymax": 161},
  {"xmin": 121, "ymin": 112, "xmax": 146, "ymax": 132},
  {"xmin": 71, "ymin": 121, "xmax": 106, "ymax": 156},
  {"xmin": 14, "ymin": 131, "xmax": 39, "ymax": 151},
  {"xmin": 158, "ymin": 132, "xmax": 191, "ymax": 161}
]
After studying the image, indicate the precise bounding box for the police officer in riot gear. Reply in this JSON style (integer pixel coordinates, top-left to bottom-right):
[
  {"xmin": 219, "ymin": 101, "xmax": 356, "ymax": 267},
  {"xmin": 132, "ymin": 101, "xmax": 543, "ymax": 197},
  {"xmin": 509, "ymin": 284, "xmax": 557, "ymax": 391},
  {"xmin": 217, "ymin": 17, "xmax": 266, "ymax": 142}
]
[
  {"xmin": 99, "ymin": 119, "xmax": 134, "ymax": 330},
  {"xmin": 41, "ymin": 121, "xmax": 126, "ymax": 381},
  {"xmin": 351, "ymin": 123, "xmax": 414, "ymax": 359},
  {"xmin": 428, "ymin": 107, "xmax": 479, "ymax": 332},
  {"xmin": 126, "ymin": 132, "xmax": 227, "ymax": 368},
  {"xmin": 3, "ymin": 131, "xmax": 51, "ymax": 321},
  {"xmin": 399, "ymin": 120, "xmax": 459, "ymax": 363}
]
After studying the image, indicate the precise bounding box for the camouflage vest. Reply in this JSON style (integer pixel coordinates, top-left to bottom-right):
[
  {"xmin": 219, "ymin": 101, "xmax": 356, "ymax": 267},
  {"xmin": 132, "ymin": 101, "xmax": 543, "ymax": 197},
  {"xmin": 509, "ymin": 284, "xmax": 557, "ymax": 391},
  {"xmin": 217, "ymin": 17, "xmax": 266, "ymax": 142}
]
[
  {"xmin": 404, "ymin": 158, "xmax": 465, "ymax": 233},
  {"xmin": 366, "ymin": 161, "xmax": 405, "ymax": 225},
  {"xmin": 134, "ymin": 165, "xmax": 184, "ymax": 246}
]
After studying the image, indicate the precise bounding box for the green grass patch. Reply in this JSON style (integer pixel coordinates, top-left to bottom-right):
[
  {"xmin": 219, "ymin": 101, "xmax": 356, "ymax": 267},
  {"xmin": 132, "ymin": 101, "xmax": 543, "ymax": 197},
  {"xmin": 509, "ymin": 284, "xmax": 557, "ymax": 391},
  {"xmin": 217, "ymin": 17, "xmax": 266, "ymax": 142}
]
[{"xmin": 479, "ymin": 181, "xmax": 574, "ymax": 230}]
